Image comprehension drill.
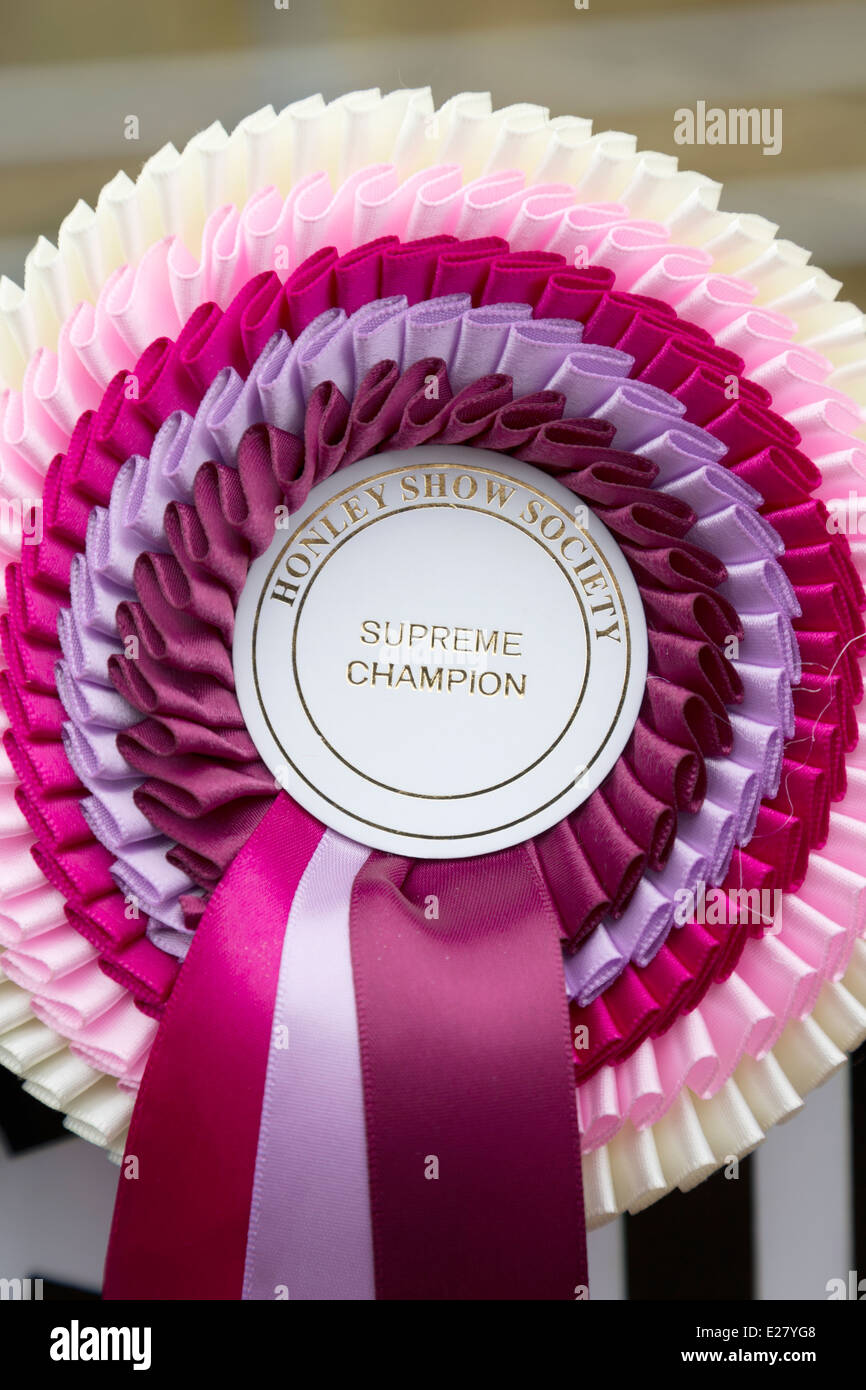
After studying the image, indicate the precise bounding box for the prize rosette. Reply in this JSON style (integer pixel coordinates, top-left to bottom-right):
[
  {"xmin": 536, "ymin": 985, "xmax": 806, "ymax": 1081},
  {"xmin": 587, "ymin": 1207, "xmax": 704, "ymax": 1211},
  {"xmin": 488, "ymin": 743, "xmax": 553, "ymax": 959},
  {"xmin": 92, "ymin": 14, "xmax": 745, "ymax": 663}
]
[{"xmin": 0, "ymin": 89, "xmax": 865, "ymax": 1301}]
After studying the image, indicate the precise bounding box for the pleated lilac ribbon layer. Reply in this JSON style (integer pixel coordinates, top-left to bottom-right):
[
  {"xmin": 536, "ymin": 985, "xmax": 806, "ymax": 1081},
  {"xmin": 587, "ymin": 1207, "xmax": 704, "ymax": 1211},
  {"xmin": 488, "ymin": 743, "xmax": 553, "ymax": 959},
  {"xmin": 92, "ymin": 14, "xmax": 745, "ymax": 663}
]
[
  {"xmin": 1, "ymin": 241, "xmax": 856, "ymax": 1095},
  {"xmin": 8, "ymin": 235, "xmax": 829, "ymax": 1039},
  {"xmin": 61, "ymin": 304, "xmax": 792, "ymax": 995},
  {"xmin": 0, "ymin": 241, "xmax": 856, "ymax": 1117}
]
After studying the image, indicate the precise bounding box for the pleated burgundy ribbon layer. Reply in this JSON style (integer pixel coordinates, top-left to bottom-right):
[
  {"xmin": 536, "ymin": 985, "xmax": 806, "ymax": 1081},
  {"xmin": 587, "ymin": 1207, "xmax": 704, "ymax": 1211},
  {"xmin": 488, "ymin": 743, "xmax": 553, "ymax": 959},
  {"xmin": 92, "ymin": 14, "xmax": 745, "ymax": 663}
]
[
  {"xmin": 108, "ymin": 370, "xmax": 731, "ymax": 929},
  {"xmin": 3, "ymin": 236, "xmax": 859, "ymax": 1025},
  {"xmin": 4, "ymin": 230, "xmax": 860, "ymax": 1301}
]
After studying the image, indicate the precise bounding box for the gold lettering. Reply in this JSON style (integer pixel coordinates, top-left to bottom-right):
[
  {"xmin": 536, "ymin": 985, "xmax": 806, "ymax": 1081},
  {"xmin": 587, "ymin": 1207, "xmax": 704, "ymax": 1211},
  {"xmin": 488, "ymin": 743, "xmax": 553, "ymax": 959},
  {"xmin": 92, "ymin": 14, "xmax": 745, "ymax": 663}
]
[
  {"xmin": 298, "ymin": 527, "xmax": 330, "ymax": 556},
  {"xmin": 571, "ymin": 558, "xmax": 597, "ymax": 576},
  {"xmin": 401, "ymin": 474, "xmax": 419, "ymax": 501},
  {"xmin": 419, "ymin": 667, "xmax": 444, "ymax": 692},
  {"xmin": 576, "ymin": 569, "xmax": 603, "ymax": 591},
  {"xmin": 344, "ymin": 619, "xmax": 529, "ymax": 698},
  {"xmin": 320, "ymin": 512, "xmax": 348, "ymax": 540},
  {"xmin": 452, "ymin": 473, "xmax": 477, "ymax": 500},
  {"xmin": 560, "ymin": 536, "xmax": 589, "ymax": 561},
  {"xmin": 394, "ymin": 665, "xmax": 417, "ymax": 689},
  {"xmin": 540, "ymin": 513, "xmax": 566, "ymax": 540},
  {"xmin": 591, "ymin": 598, "xmax": 616, "ymax": 619},
  {"xmin": 423, "ymin": 473, "xmax": 448, "ymax": 498},
  {"xmin": 520, "ymin": 498, "xmax": 542, "ymax": 525},
  {"xmin": 486, "ymin": 480, "xmax": 516, "ymax": 509},
  {"xmin": 285, "ymin": 553, "xmax": 311, "ymax": 579},
  {"xmin": 270, "ymin": 577, "xmax": 299, "ymax": 606},
  {"xmin": 341, "ymin": 496, "xmax": 367, "ymax": 524},
  {"xmin": 343, "ymin": 645, "xmax": 528, "ymax": 699},
  {"xmin": 364, "ymin": 482, "xmax": 387, "ymax": 511}
]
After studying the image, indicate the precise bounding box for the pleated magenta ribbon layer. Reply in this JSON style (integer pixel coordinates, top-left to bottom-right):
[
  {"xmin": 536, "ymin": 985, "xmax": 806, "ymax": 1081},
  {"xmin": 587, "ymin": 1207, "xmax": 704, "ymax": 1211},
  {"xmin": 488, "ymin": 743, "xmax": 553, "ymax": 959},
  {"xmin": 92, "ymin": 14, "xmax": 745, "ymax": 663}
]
[{"xmin": 105, "ymin": 796, "xmax": 587, "ymax": 1300}]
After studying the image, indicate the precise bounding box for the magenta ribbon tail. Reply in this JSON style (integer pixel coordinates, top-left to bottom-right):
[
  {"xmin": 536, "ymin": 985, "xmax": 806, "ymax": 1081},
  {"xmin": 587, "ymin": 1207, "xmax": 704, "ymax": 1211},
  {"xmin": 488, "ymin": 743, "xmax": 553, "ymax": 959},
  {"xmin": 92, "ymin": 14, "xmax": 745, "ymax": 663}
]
[
  {"xmin": 103, "ymin": 794, "xmax": 325, "ymax": 1300},
  {"xmin": 350, "ymin": 842, "xmax": 587, "ymax": 1300}
]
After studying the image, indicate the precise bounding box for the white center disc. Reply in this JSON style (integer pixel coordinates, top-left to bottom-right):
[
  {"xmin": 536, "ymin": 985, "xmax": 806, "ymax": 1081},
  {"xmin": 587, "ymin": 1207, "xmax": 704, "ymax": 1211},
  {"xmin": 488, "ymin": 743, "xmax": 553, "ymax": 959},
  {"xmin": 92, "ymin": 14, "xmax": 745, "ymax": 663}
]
[{"xmin": 233, "ymin": 445, "xmax": 647, "ymax": 857}]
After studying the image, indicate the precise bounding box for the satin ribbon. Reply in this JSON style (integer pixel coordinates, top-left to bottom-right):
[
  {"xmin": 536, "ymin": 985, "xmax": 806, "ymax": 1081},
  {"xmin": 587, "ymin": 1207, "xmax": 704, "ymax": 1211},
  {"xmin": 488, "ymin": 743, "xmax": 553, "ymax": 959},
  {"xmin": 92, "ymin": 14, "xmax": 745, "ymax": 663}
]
[
  {"xmin": 105, "ymin": 791, "xmax": 588, "ymax": 1298},
  {"xmin": 104, "ymin": 793, "xmax": 325, "ymax": 1299},
  {"xmin": 351, "ymin": 844, "xmax": 587, "ymax": 1300},
  {"xmin": 242, "ymin": 830, "xmax": 375, "ymax": 1301}
]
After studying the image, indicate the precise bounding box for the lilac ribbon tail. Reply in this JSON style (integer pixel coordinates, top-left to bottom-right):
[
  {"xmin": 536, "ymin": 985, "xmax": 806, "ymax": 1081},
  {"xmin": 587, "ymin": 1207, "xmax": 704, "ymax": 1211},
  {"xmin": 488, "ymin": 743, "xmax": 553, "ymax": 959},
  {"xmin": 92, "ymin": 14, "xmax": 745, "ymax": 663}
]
[{"xmin": 242, "ymin": 830, "xmax": 375, "ymax": 1300}]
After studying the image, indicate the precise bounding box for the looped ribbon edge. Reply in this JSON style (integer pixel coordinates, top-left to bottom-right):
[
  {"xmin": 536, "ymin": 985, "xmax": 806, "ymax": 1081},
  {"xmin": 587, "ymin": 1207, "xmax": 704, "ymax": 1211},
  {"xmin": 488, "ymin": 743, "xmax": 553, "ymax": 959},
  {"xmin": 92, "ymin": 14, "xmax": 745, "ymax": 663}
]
[{"xmin": 104, "ymin": 793, "xmax": 587, "ymax": 1300}]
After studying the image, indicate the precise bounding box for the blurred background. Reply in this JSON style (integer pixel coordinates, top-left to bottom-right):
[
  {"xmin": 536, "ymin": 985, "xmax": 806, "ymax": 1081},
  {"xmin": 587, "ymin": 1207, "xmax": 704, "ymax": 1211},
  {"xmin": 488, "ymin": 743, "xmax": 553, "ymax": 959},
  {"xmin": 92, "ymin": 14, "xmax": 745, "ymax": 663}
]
[
  {"xmin": 0, "ymin": 0, "xmax": 864, "ymax": 1301},
  {"xmin": 1, "ymin": 0, "xmax": 864, "ymax": 301}
]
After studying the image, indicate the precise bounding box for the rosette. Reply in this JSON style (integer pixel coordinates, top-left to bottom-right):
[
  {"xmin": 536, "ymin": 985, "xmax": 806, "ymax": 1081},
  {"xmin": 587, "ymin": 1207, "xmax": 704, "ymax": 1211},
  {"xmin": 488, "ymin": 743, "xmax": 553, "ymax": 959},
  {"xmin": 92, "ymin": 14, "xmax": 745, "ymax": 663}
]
[{"xmin": 0, "ymin": 90, "xmax": 864, "ymax": 1300}]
